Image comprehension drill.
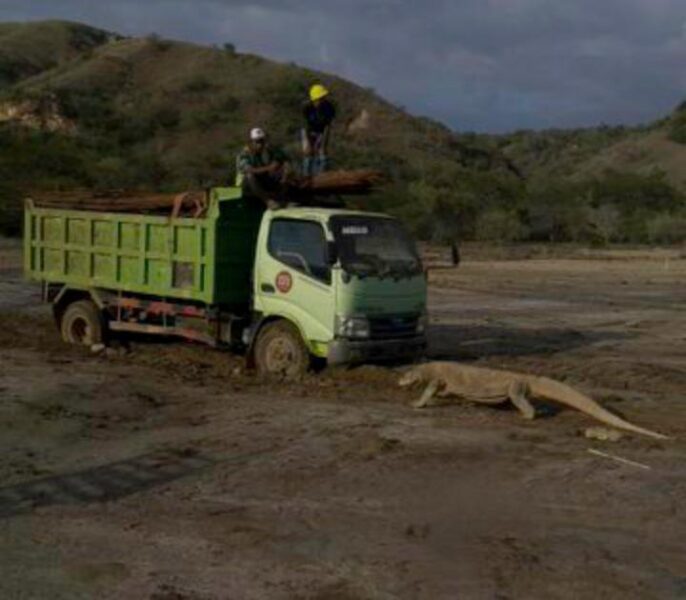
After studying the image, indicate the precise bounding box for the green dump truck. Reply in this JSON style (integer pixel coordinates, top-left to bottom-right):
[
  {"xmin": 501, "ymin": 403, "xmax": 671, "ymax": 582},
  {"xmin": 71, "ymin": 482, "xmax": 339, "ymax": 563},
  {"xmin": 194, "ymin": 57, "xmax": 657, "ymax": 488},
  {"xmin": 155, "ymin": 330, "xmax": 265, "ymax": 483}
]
[{"xmin": 24, "ymin": 187, "xmax": 427, "ymax": 377}]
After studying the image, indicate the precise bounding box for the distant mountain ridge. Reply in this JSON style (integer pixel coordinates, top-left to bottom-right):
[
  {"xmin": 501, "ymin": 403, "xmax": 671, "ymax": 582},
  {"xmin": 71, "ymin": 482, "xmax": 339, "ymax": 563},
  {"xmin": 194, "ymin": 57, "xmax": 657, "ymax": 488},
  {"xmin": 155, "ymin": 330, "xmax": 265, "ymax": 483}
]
[{"xmin": 492, "ymin": 117, "xmax": 686, "ymax": 191}]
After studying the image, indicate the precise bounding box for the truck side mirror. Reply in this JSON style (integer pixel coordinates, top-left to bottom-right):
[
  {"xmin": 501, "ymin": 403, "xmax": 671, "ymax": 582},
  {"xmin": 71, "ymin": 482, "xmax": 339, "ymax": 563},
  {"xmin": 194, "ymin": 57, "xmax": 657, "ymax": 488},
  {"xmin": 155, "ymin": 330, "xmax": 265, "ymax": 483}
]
[{"xmin": 327, "ymin": 241, "xmax": 339, "ymax": 265}]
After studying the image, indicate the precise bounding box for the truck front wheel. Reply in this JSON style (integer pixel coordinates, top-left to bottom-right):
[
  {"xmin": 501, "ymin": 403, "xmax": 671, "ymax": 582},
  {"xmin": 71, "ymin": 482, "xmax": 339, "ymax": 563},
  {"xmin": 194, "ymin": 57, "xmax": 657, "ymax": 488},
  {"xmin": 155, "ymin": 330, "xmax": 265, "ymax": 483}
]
[
  {"xmin": 254, "ymin": 320, "xmax": 309, "ymax": 380},
  {"xmin": 60, "ymin": 300, "xmax": 105, "ymax": 347}
]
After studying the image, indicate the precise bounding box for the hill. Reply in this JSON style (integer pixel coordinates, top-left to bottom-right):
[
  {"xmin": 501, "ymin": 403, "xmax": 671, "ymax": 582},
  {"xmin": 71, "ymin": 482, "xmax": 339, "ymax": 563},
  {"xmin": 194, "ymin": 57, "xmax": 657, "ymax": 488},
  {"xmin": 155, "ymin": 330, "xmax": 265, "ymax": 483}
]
[
  {"xmin": 573, "ymin": 127, "xmax": 686, "ymax": 190},
  {"xmin": 0, "ymin": 20, "xmax": 684, "ymax": 245},
  {"xmin": 487, "ymin": 108, "xmax": 686, "ymax": 243},
  {"xmin": 483, "ymin": 116, "xmax": 686, "ymax": 191},
  {"xmin": 0, "ymin": 21, "xmax": 114, "ymax": 86},
  {"xmin": 0, "ymin": 21, "xmax": 523, "ymax": 236}
]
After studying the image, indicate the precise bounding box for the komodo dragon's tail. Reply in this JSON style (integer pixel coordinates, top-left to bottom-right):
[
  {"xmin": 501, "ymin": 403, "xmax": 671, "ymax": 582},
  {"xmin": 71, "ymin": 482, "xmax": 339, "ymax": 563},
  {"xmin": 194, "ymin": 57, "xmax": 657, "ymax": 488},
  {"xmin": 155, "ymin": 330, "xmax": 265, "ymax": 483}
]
[{"xmin": 530, "ymin": 377, "xmax": 669, "ymax": 440}]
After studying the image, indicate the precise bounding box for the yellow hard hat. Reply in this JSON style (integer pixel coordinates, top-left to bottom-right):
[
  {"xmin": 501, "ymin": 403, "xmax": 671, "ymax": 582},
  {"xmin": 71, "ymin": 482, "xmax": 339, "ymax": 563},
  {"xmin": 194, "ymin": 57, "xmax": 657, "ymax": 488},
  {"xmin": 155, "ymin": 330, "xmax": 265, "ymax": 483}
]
[{"xmin": 309, "ymin": 84, "xmax": 329, "ymax": 102}]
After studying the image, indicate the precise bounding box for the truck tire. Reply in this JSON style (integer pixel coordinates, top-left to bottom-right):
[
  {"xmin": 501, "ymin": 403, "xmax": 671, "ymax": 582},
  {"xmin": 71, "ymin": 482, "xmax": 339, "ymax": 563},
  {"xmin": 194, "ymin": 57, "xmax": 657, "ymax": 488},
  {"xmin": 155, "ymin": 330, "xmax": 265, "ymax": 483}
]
[
  {"xmin": 60, "ymin": 299, "xmax": 105, "ymax": 347},
  {"xmin": 254, "ymin": 320, "xmax": 309, "ymax": 380}
]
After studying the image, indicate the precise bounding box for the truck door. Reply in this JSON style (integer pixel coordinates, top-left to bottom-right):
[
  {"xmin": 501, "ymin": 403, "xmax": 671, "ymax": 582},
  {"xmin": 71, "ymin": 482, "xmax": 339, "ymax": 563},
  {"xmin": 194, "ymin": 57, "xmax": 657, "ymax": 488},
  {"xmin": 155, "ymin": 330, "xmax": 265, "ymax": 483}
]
[{"xmin": 255, "ymin": 218, "xmax": 335, "ymax": 345}]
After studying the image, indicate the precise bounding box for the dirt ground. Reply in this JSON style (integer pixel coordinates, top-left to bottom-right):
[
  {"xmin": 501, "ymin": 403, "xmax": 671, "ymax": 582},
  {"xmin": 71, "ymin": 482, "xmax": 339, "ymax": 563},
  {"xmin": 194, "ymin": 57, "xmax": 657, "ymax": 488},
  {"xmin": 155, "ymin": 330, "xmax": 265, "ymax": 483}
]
[{"xmin": 1, "ymin": 238, "xmax": 685, "ymax": 599}]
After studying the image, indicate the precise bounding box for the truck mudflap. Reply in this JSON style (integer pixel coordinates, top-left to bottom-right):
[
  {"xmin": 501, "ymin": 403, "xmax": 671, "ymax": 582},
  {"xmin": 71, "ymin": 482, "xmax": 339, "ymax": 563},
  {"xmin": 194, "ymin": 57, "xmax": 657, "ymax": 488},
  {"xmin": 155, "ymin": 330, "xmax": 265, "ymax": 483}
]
[{"xmin": 327, "ymin": 335, "xmax": 426, "ymax": 366}]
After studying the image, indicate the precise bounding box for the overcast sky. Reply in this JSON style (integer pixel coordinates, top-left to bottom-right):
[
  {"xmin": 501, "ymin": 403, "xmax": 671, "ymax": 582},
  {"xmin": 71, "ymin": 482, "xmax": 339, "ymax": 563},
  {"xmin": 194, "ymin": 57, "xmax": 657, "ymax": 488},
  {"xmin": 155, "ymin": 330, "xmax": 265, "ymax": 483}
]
[{"xmin": 1, "ymin": 0, "xmax": 685, "ymax": 132}]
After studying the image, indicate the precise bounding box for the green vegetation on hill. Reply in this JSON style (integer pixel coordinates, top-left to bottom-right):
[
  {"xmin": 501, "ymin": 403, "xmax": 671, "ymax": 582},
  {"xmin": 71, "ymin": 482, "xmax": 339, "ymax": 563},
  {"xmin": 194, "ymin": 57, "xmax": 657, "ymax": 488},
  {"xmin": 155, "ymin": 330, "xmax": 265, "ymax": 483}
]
[
  {"xmin": 0, "ymin": 20, "xmax": 112, "ymax": 86},
  {"xmin": 668, "ymin": 101, "xmax": 686, "ymax": 144},
  {"xmin": 0, "ymin": 20, "xmax": 684, "ymax": 245}
]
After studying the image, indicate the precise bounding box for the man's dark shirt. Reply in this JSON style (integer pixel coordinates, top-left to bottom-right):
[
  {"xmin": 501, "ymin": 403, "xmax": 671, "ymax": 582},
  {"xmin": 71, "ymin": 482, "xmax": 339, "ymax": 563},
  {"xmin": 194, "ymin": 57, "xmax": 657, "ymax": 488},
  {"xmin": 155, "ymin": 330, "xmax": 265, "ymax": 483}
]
[{"xmin": 303, "ymin": 99, "xmax": 336, "ymax": 135}]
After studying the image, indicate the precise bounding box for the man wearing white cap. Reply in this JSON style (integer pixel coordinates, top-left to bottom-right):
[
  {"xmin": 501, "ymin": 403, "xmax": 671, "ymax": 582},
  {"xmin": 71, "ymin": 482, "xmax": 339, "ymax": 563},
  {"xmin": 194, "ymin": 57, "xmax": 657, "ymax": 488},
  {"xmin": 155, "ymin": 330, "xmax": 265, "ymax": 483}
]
[{"xmin": 235, "ymin": 127, "xmax": 289, "ymax": 207}]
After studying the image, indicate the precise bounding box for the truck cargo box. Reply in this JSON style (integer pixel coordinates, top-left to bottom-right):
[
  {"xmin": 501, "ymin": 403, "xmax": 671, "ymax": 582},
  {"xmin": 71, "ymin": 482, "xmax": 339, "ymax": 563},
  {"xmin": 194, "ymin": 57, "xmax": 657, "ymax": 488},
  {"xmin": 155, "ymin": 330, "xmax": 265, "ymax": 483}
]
[{"xmin": 24, "ymin": 187, "xmax": 264, "ymax": 307}]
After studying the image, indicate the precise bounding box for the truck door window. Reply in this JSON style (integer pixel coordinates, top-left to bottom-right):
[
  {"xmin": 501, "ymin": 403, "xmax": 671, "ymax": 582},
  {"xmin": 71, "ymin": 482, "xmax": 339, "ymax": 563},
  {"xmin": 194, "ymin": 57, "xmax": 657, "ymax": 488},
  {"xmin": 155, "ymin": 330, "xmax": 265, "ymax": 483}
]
[{"xmin": 268, "ymin": 219, "xmax": 331, "ymax": 284}]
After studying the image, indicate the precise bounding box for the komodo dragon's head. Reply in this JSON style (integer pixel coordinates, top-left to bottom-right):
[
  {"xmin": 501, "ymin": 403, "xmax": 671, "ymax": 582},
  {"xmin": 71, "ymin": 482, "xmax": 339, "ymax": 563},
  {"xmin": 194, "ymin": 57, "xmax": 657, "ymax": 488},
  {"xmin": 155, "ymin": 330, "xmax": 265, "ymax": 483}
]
[{"xmin": 398, "ymin": 365, "xmax": 427, "ymax": 388}]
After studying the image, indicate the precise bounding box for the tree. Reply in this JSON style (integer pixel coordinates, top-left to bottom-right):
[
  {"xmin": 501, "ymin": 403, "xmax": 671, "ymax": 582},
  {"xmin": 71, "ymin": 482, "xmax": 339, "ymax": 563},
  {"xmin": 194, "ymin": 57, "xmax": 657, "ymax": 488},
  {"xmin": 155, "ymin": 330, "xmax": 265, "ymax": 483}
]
[{"xmin": 668, "ymin": 110, "xmax": 686, "ymax": 144}]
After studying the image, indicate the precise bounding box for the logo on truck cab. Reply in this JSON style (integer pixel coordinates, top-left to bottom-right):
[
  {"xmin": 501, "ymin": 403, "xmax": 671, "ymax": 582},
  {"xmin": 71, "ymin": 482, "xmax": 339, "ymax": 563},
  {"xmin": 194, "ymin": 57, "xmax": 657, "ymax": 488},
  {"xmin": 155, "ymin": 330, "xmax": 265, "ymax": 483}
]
[{"xmin": 275, "ymin": 271, "xmax": 293, "ymax": 293}]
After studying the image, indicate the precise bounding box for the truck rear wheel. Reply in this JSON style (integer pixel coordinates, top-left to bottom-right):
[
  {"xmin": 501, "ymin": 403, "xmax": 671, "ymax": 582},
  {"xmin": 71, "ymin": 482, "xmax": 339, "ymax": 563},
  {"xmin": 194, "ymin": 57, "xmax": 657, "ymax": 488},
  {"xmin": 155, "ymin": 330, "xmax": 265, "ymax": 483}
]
[
  {"xmin": 254, "ymin": 320, "xmax": 309, "ymax": 380},
  {"xmin": 60, "ymin": 300, "xmax": 104, "ymax": 347}
]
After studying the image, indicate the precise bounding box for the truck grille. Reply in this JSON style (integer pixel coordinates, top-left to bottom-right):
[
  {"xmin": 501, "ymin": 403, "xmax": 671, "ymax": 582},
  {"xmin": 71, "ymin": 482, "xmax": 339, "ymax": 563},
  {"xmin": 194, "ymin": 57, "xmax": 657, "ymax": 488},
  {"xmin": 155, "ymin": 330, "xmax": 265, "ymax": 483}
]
[{"xmin": 369, "ymin": 314, "xmax": 419, "ymax": 339}]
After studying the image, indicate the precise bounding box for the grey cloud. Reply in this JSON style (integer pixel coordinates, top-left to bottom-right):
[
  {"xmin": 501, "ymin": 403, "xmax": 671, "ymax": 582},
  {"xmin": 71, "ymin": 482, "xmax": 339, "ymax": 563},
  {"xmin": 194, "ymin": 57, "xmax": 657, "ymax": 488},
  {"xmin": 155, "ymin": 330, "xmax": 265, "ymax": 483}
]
[{"xmin": 0, "ymin": 0, "xmax": 684, "ymax": 131}]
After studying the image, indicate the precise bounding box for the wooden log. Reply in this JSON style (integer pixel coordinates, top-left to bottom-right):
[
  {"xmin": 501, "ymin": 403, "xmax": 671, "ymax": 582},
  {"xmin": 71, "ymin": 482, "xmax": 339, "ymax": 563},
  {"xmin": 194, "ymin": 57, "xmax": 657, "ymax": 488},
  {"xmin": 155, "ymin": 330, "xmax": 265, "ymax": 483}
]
[
  {"xmin": 286, "ymin": 169, "xmax": 387, "ymax": 197},
  {"xmin": 31, "ymin": 190, "xmax": 207, "ymax": 216}
]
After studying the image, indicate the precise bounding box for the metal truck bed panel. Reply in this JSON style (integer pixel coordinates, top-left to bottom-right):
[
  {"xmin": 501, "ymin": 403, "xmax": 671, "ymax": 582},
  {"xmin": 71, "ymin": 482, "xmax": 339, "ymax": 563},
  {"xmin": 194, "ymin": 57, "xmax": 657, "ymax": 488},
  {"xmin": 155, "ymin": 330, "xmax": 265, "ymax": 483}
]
[{"xmin": 24, "ymin": 188, "xmax": 264, "ymax": 306}]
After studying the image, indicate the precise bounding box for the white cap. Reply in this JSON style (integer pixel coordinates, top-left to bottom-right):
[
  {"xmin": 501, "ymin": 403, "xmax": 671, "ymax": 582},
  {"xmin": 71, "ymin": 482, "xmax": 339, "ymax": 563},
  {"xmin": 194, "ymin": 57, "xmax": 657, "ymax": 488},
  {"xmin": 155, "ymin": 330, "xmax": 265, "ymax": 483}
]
[{"xmin": 250, "ymin": 127, "xmax": 266, "ymax": 141}]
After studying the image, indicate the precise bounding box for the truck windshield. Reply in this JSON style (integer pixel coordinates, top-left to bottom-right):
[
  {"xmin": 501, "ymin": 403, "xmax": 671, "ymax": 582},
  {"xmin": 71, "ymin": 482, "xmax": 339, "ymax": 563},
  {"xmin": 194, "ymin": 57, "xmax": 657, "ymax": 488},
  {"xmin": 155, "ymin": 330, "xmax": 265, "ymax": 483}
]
[{"xmin": 330, "ymin": 216, "xmax": 422, "ymax": 278}]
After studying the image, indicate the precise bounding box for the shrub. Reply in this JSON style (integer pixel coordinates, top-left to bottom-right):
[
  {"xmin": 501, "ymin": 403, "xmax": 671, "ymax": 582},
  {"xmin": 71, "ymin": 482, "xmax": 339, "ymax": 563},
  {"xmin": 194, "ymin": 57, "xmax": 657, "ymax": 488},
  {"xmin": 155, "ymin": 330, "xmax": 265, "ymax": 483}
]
[
  {"xmin": 646, "ymin": 213, "xmax": 686, "ymax": 244},
  {"xmin": 217, "ymin": 95, "xmax": 240, "ymax": 113},
  {"xmin": 117, "ymin": 116, "xmax": 156, "ymax": 145},
  {"xmin": 145, "ymin": 33, "xmax": 172, "ymax": 52},
  {"xmin": 522, "ymin": 181, "xmax": 590, "ymax": 242},
  {"xmin": 586, "ymin": 205, "xmax": 621, "ymax": 245},
  {"xmin": 668, "ymin": 110, "xmax": 686, "ymax": 144},
  {"xmin": 54, "ymin": 87, "xmax": 113, "ymax": 127},
  {"xmin": 129, "ymin": 150, "xmax": 169, "ymax": 188},
  {"xmin": 0, "ymin": 181, "xmax": 22, "ymax": 236},
  {"xmin": 475, "ymin": 208, "xmax": 529, "ymax": 243},
  {"xmin": 256, "ymin": 74, "xmax": 308, "ymax": 112},
  {"xmin": 68, "ymin": 23, "xmax": 109, "ymax": 51},
  {"xmin": 152, "ymin": 106, "xmax": 180, "ymax": 130},
  {"xmin": 581, "ymin": 170, "xmax": 684, "ymax": 242},
  {"xmin": 191, "ymin": 110, "xmax": 215, "ymax": 131},
  {"xmin": 91, "ymin": 156, "xmax": 133, "ymax": 190},
  {"xmin": 183, "ymin": 76, "xmax": 213, "ymax": 94},
  {"xmin": 0, "ymin": 61, "xmax": 24, "ymax": 86}
]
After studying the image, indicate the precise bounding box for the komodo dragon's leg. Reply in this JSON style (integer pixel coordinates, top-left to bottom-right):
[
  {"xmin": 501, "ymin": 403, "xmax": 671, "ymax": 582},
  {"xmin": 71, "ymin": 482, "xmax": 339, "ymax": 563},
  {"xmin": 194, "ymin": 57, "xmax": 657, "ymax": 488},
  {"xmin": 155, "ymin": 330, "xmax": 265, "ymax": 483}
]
[
  {"xmin": 412, "ymin": 379, "xmax": 441, "ymax": 409},
  {"xmin": 508, "ymin": 381, "xmax": 536, "ymax": 420}
]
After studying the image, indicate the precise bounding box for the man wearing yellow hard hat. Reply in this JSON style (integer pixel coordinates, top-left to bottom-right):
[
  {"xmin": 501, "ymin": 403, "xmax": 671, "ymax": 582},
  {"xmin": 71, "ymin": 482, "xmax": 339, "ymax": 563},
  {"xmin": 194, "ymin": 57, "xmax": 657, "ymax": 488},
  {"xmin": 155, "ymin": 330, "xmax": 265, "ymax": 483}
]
[{"xmin": 301, "ymin": 83, "xmax": 336, "ymax": 176}]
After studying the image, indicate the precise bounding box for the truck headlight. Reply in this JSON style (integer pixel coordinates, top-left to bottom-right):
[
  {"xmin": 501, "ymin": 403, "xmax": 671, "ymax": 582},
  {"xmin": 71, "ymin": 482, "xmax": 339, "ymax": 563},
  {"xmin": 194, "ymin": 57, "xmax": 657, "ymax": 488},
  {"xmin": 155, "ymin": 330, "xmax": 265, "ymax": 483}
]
[
  {"xmin": 416, "ymin": 312, "xmax": 428, "ymax": 334},
  {"xmin": 336, "ymin": 315, "xmax": 371, "ymax": 339}
]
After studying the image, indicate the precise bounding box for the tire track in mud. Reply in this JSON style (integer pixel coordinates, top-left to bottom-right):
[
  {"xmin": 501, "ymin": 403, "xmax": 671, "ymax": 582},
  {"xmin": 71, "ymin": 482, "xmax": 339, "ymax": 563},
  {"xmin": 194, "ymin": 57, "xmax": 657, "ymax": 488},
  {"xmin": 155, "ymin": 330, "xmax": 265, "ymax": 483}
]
[{"xmin": 0, "ymin": 449, "xmax": 270, "ymax": 519}]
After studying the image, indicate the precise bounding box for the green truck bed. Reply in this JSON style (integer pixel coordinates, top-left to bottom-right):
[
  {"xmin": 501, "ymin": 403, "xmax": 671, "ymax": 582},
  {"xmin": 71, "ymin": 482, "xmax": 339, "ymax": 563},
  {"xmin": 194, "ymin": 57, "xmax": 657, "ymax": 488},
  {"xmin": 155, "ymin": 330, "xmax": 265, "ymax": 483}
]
[{"xmin": 24, "ymin": 187, "xmax": 264, "ymax": 307}]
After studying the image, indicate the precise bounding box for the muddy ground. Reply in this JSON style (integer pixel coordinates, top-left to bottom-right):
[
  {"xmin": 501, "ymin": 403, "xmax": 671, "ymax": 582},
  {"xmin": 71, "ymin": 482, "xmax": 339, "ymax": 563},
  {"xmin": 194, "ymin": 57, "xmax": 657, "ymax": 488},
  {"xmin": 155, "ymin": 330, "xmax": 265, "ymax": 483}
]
[{"xmin": 1, "ymin": 238, "xmax": 685, "ymax": 599}]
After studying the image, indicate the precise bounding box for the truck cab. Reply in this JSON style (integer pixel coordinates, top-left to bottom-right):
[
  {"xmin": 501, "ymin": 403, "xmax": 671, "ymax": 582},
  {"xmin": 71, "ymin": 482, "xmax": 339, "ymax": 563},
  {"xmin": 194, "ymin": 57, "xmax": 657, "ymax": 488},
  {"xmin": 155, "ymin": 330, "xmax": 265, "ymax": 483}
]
[{"xmin": 250, "ymin": 207, "xmax": 427, "ymax": 377}]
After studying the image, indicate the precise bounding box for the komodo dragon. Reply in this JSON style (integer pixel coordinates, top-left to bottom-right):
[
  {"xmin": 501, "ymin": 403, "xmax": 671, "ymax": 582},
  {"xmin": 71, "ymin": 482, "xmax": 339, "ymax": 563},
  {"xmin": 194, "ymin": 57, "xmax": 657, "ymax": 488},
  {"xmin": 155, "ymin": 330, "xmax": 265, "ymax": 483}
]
[{"xmin": 398, "ymin": 362, "xmax": 669, "ymax": 440}]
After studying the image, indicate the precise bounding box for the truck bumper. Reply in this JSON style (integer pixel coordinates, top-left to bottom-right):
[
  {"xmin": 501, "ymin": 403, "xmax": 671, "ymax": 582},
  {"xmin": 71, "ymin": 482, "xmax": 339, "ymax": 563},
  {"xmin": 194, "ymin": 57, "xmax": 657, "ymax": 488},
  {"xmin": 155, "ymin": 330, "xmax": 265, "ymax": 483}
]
[{"xmin": 327, "ymin": 335, "xmax": 426, "ymax": 366}]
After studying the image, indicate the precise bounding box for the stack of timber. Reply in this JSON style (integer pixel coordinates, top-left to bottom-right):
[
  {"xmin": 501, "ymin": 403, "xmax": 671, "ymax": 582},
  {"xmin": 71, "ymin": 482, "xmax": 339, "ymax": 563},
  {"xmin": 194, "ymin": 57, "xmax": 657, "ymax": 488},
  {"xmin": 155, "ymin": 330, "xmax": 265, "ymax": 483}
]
[
  {"xmin": 27, "ymin": 170, "xmax": 387, "ymax": 216},
  {"xmin": 288, "ymin": 169, "xmax": 386, "ymax": 197},
  {"xmin": 30, "ymin": 190, "xmax": 208, "ymax": 217}
]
